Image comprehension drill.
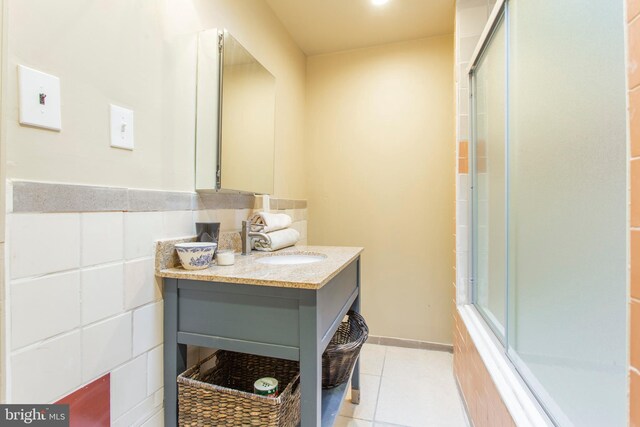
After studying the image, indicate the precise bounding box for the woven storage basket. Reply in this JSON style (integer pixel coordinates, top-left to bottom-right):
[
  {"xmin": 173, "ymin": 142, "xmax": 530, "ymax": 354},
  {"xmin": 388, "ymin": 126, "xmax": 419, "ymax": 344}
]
[
  {"xmin": 322, "ymin": 310, "xmax": 369, "ymax": 389},
  {"xmin": 178, "ymin": 350, "xmax": 301, "ymax": 426}
]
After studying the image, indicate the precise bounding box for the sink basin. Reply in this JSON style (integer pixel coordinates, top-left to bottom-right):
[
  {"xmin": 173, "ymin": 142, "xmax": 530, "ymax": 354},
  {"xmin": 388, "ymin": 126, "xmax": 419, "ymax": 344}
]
[{"xmin": 256, "ymin": 254, "xmax": 326, "ymax": 265}]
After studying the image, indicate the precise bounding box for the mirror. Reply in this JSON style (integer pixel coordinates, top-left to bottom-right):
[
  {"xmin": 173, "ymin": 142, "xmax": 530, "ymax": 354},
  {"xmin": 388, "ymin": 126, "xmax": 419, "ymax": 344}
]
[{"xmin": 195, "ymin": 29, "xmax": 276, "ymax": 194}]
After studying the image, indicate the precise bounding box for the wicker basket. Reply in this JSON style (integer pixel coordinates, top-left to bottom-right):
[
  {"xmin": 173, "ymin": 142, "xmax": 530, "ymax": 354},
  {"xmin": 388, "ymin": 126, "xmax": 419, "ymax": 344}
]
[
  {"xmin": 322, "ymin": 310, "xmax": 369, "ymax": 389},
  {"xmin": 177, "ymin": 350, "xmax": 301, "ymax": 426}
]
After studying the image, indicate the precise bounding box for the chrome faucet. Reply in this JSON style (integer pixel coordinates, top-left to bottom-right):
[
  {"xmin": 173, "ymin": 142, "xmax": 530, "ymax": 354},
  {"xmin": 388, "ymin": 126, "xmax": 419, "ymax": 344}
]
[{"xmin": 241, "ymin": 220, "xmax": 270, "ymax": 255}]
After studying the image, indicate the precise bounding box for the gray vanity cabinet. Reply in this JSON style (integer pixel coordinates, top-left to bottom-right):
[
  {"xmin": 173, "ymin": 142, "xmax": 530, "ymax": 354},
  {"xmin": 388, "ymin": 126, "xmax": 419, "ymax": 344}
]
[{"xmin": 163, "ymin": 257, "xmax": 362, "ymax": 427}]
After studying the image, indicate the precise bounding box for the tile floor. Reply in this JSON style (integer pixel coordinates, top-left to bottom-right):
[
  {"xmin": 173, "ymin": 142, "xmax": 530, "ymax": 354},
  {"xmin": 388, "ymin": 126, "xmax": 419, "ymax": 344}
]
[{"xmin": 336, "ymin": 344, "xmax": 468, "ymax": 427}]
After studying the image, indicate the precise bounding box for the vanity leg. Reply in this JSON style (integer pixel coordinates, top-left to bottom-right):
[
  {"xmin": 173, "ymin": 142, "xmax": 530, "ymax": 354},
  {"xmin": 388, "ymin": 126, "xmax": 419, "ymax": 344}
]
[
  {"xmin": 300, "ymin": 292, "xmax": 321, "ymax": 427},
  {"xmin": 350, "ymin": 267, "xmax": 361, "ymax": 405},
  {"xmin": 349, "ymin": 307, "xmax": 361, "ymax": 404},
  {"xmin": 351, "ymin": 349, "xmax": 361, "ymax": 404},
  {"xmin": 164, "ymin": 279, "xmax": 187, "ymax": 427}
]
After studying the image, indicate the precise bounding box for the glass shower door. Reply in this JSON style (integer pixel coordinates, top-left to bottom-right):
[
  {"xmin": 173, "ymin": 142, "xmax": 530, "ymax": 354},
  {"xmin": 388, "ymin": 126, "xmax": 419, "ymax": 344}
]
[
  {"xmin": 507, "ymin": 1, "xmax": 627, "ymax": 425},
  {"xmin": 472, "ymin": 14, "xmax": 507, "ymax": 340}
]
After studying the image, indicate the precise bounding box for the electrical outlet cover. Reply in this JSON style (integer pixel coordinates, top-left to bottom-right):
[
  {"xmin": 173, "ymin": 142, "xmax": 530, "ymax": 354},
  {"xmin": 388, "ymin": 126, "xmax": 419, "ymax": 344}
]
[
  {"xmin": 109, "ymin": 104, "xmax": 134, "ymax": 150},
  {"xmin": 18, "ymin": 65, "xmax": 62, "ymax": 131}
]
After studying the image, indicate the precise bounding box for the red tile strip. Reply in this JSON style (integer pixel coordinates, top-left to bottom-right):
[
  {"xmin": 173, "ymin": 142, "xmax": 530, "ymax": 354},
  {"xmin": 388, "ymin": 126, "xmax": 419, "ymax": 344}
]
[{"xmin": 55, "ymin": 374, "xmax": 110, "ymax": 427}]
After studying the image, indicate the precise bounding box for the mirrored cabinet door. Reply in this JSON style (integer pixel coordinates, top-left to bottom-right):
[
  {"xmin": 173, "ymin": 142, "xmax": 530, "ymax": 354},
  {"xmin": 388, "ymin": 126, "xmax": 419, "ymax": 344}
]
[
  {"xmin": 195, "ymin": 28, "xmax": 222, "ymax": 191},
  {"xmin": 195, "ymin": 29, "xmax": 276, "ymax": 195}
]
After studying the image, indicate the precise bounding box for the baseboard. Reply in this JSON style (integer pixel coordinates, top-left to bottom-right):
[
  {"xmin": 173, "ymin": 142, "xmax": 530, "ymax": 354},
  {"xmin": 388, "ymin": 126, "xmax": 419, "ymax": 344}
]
[{"xmin": 367, "ymin": 335, "xmax": 453, "ymax": 353}]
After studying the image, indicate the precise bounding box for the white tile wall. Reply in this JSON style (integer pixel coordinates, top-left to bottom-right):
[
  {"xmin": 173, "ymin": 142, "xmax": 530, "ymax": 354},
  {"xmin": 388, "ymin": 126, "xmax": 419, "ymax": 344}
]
[
  {"xmin": 234, "ymin": 209, "xmax": 251, "ymax": 230},
  {"xmin": 6, "ymin": 204, "xmax": 307, "ymax": 426},
  {"xmin": 8, "ymin": 209, "xmax": 164, "ymax": 411},
  {"xmin": 82, "ymin": 313, "xmax": 132, "ymax": 382},
  {"xmin": 457, "ymin": 5, "xmax": 491, "ymax": 37},
  {"xmin": 217, "ymin": 209, "xmax": 237, "ymax": 231},
  {"xmin": 459, "ymin": 35, "xmax": 482, "ymax": 63},
  {"xmin": 112, "ymin": 392, "xmax": 162, "ymax": 427},
  {"xmin": 124, "ymin": 212, "xmax": 163, "ymax": 260},
  {"xmin": 192, "ymin": 209, "xmax": 211, "ymax": 223},
  {"xmin": 81, "ymin": 212, "xmax": 123, "ymax": 266},
  {"xmin": 456, "ymin": 226, "xmax": 469, "ymax": 252},
  {"xmin": 146, "ymin": 345, "xmax": 163, "ymax": 394},
  {"xmin": 11, "ymin": 271, "xmax": 81, "ymax": 350},
  {"xmin": 141, "ymin": 410, "xmax": 164, "ymax": 427},
  {"xmin": 11, "ymin": 331, "xmax": 82, "ymax": 403},
  {"xmin": 457, "ymin": 0, "xmax": 488, "ymax": 8},
  {"xmin": 459, "ymin": 88, "xmax": 469, "ymax": 116},
  {"xmin": 81, "ymin": 263, "xmax": 124, "ymax": 325},
  {"xmin": 459, "ymin": 63, "xmax": 469, "ymax": 89},
  {"xmin": 132, "ymin": 302, "xmax": 163, "ymax": 357},
  {"xmin": 162, "ymin": 211, "xmax": 194, "ymax": 239},
  {"xmin": 111, "ymin": 354, "xmax": 148, "ymax": 420},
  {"xmin": 10, "ymin": 213, "xmax": 81, "ymax": 279},
  {"xmin": 457, "ymin": 174, "xmax": 469, "ymax": 201},
  {"xmin": 124, "ymin": 258, "xmax": 160, "ymax": 310},
  {"xmin": 456, "ymin": 201, "xmax": 469, "ymax": 227},
  {"xmin": 458, "ymin": 115, "xmax": 470, "ymax": 141},
  {"xmin": 457, "ymin": 251, "xmax": 469, "ymax": 303}
]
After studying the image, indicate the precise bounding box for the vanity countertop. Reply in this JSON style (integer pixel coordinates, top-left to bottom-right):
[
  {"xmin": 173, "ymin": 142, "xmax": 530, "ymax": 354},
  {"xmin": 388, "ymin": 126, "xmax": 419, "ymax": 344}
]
[{"xmin": 155, "ymin": 243, "xmax": 363, "ymax": 290}]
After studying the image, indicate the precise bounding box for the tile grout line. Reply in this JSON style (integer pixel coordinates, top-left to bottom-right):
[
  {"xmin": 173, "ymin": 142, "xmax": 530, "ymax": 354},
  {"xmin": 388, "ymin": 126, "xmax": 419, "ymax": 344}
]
[{"xmin": 372, "ymin": 346, "xmax": 387, "ymax": 424}]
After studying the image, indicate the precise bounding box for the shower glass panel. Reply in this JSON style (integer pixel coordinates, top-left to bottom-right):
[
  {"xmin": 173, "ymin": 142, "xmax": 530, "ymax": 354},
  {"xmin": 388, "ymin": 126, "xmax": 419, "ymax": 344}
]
[
  {"xmin": 507, "ymin": 0, "xmax": 627, "ymax": 425},
  {"xmin": 472, "ymin": 15, "xmax": 507, "ymax": 340}
]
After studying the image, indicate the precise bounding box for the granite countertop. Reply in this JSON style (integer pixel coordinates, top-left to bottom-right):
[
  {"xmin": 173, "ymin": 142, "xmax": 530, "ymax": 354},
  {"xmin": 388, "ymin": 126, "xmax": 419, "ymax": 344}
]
[{"xmin": 155, "ymin": 241, "xmax": 363, "ymax": 290}]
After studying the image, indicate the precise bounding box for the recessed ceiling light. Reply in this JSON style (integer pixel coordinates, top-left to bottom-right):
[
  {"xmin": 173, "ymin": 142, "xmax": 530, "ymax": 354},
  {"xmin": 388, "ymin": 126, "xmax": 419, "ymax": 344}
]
[{"xmin": 372, "ymin": 0, "xmax": 390, "ymax": 6}]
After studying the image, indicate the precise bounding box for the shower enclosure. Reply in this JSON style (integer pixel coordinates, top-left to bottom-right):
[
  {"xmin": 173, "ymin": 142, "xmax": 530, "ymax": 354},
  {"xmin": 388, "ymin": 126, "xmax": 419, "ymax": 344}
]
[{"xmin": 468, "ymin": 1, "xmax": 628, "ymax": 425}]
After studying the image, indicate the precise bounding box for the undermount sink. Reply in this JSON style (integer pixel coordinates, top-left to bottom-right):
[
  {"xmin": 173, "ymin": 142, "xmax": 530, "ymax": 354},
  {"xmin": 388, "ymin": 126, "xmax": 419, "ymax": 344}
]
[{"xmin": 256, "ymin": 253, "xmax": 326, "ymax": 265}]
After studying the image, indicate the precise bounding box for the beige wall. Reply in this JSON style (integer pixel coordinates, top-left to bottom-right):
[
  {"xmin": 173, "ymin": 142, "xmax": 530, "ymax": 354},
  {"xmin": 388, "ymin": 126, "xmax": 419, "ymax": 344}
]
[
  {"xmin": 2, "ymin": 0, "xmax": 306, "ymax": 198},
  {"xmin": 306, "ymin": 36, "xmax": 455, "ymax": 344}
]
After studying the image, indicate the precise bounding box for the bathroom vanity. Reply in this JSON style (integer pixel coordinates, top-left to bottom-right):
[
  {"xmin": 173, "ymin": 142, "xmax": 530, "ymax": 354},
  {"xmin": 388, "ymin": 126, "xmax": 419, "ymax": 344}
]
[{"xmin": 156, "ymin": 244, "xmax": 363, "ymax": 427}]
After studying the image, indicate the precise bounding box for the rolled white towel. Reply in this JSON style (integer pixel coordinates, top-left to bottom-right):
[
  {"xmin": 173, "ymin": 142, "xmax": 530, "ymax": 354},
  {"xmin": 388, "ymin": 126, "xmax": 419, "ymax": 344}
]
[
  {"xmin": 254, "ymin": 228, "xmax": 300, "ymax": 252},
  {"xmin": 250, "ymin": 211, "xmax": 292, "ymax": 233}
]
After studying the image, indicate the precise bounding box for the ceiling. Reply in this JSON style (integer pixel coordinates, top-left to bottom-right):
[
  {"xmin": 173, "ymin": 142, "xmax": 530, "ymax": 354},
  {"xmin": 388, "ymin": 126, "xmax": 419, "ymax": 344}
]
[{"xmin": 265, "ymin": 0, "xmax": 455, "ymax": 56}]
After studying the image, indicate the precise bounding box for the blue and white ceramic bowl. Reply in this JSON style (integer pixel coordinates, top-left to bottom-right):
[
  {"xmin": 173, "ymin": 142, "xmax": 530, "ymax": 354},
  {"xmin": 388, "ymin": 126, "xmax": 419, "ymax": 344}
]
[{"xmin": 175, "ymin": 242, "xmax": 217, "ymax": 270}]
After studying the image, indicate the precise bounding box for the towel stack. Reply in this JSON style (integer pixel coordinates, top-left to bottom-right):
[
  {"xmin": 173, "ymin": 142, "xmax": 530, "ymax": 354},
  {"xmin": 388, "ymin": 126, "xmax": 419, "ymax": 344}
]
[{"xmin": 250, "ymin": 211, "xmax": 300, "ymax": 252}]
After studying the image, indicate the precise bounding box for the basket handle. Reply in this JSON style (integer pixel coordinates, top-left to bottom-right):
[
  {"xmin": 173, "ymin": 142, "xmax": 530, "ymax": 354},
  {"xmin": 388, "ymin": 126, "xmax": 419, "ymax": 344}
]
[
  {"xmin": 288, "ymin": 376, "xmax": 301, "ymax": 397},
  {"xmin": 182, "ymin": 350, "xmax": 219, "ymax": 380},
  {"xmin": 348, "ymin": 310, "xmax": 369, "ymax": 339}
]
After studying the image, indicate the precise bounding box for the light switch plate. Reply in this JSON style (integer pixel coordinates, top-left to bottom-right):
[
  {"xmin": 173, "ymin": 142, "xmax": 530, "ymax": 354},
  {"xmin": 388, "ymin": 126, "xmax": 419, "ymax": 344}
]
[
  {"xmin": 110, "ymin": 104, "xmax": 134, "ymax": 150},
  {"xmin": 18, "ymin": 65, "xmax": 62, "ymax": 131}
]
